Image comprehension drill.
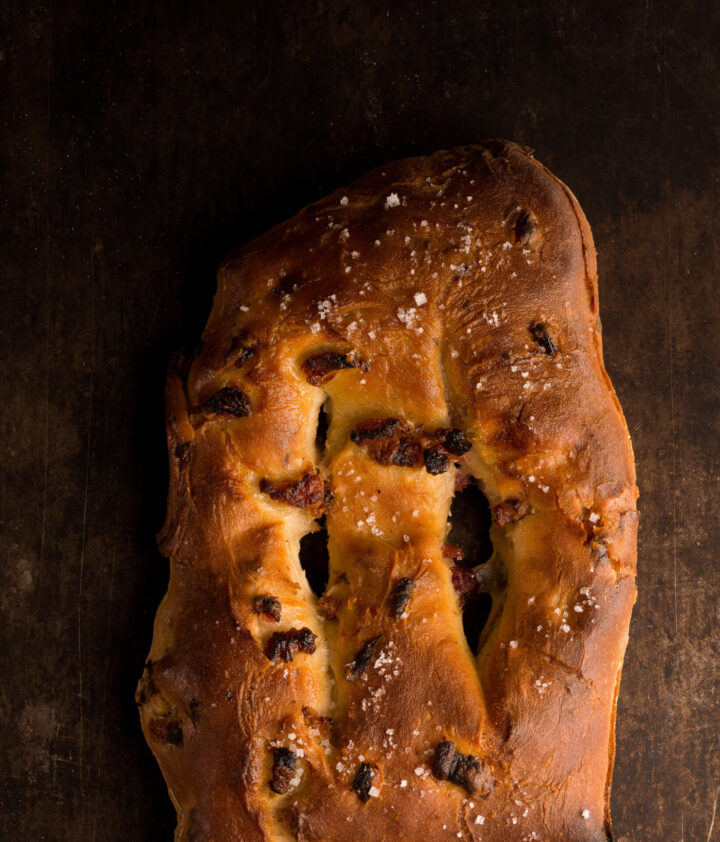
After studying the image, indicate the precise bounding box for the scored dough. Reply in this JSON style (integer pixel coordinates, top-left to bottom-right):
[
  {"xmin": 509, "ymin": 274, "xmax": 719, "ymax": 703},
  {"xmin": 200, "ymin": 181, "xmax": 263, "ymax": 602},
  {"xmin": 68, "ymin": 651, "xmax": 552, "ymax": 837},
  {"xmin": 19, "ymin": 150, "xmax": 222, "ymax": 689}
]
[{"xmin": 137, "ymin": 141, "xmax": 637, "ymax": 842}]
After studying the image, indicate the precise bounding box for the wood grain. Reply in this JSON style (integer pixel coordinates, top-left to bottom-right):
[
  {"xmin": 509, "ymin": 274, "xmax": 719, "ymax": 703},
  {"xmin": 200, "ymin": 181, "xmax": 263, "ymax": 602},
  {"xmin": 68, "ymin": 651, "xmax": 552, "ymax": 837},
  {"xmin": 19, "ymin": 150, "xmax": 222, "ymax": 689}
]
[{"xmin": 1, "ymin": 1, "xmax": 718, "ymax": 839}]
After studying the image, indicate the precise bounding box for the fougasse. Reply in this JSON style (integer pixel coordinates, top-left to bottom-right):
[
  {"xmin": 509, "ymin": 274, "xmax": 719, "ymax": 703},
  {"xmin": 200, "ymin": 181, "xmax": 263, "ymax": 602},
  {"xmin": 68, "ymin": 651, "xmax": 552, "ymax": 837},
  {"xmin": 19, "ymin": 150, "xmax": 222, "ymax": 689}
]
[{"xmin": 137, "ymin": 141, "xmax": 638, "ymax": 842}]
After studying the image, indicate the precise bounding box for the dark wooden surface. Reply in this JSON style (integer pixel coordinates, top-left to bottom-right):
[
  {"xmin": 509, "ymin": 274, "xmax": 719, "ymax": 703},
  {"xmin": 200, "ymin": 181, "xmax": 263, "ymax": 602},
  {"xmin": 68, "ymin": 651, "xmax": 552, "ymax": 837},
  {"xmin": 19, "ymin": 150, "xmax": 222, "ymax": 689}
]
[{"xmin": 2, "ymin": 1, "xmax": 719, "ymax": 839}]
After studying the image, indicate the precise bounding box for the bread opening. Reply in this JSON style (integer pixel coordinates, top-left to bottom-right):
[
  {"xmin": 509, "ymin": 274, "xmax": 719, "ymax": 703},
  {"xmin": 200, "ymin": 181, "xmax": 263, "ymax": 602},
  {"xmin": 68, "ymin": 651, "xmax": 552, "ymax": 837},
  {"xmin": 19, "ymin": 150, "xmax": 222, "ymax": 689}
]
[
  {"xmin": 299, "ymin": 516, "xmax": 330, "ymax": 598},
  {"xmin": 448, "ymin": 479, "xmax": 494, "ymax": 653}
]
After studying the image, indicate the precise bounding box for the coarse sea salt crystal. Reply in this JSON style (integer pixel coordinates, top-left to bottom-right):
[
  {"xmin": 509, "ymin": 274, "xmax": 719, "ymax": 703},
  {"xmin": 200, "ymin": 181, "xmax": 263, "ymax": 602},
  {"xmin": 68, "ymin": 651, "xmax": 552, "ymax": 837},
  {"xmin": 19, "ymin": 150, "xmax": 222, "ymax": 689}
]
[
  {"xmin": 509, "ymin": 640, "xmax": 519, "ymax": 649},
  {"xmin": 368, "ymin": 786, "xmax": 380, "ymax": 798},
  {"xmin": 385, "ymin": 193, "xmax": 400, "ymax": 209},
  {"xmin": 414, "ymin": 291, "xmax": 427, "ymax": 306},
  {"xmin": 340, "ymin": 196, "xmax": 348, "ymax": 205}
]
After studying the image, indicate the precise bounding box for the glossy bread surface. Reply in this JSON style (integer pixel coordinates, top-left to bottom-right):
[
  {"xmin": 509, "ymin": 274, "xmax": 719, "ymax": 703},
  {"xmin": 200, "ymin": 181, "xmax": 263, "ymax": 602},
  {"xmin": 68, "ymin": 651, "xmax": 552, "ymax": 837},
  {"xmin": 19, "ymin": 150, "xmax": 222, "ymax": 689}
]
[{"xmin": 137, "ymin": 141, "xmax": 637, "ymax": 841}]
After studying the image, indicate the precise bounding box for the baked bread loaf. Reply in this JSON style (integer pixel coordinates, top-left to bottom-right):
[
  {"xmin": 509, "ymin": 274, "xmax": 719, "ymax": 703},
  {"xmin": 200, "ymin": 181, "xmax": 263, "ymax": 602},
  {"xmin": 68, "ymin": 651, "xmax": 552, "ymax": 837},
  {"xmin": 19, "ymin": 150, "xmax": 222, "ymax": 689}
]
[{"xmin": 137, "ymin": 141, "xmax": 637, "ymax": 842}]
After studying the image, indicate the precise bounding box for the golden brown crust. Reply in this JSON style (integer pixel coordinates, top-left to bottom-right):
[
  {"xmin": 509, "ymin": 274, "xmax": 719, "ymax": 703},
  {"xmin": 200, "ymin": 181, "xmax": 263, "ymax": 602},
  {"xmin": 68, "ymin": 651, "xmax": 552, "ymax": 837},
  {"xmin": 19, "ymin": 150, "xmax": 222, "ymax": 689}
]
[{"xmin": 138, "ymin": 141, "xmax": 637, "ymax": 842}]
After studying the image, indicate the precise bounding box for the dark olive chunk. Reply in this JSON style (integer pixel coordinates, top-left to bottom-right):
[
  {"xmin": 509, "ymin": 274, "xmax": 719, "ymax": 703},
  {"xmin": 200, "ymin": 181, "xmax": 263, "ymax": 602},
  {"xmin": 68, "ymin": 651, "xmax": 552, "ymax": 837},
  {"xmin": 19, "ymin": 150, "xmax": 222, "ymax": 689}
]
[
  {"xmin": 529, "ymin": 322, "xmax": 558, "ymax": 356},
  {"xmin": 201, "ymin": 387, "xmax": 252, "ymax": 417},
  {"xmin": 351, "ymin": 762, "xmax": 376, "ymax": 802},
  {"xmin": 346, "ymin": 635, "xmax": 381, "ymax": 680}
]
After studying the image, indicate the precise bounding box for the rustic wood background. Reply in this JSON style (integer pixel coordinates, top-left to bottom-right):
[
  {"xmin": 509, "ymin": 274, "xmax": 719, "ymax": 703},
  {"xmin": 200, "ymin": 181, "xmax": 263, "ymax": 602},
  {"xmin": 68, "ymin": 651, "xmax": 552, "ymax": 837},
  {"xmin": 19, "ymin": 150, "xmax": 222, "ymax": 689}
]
[{"xmin": 2, "ymin": 1, "xmax": 719, "ymax": 839}]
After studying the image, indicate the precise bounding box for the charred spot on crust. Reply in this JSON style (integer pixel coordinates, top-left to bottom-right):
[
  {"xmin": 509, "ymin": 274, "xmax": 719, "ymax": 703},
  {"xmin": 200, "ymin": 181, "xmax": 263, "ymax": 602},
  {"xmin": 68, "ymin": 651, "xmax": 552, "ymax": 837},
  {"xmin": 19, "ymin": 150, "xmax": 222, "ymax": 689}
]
[
  {"xmin": 270, "ymin": 746, "xmax": 297, "ymax": 794},
  {"xmin": 391, "ymin": 577, "xmax": 415, "ymax": 617},
  {"xmin": 302, "ymin": 351, "xmax": 365, "ymax": 386},
  {"xmin": 351, "ymin": 762, "xmax": 376, "ymax": 802},
  {"xmin": 201, "ymin": 386, "xmax": 252, "ymax": 417},
  {"xmin": 432, "ymin": 741, "xmax": 488, "ymax": 794},
  {"xmin": 424, "ymin": 444, "xmax": 451, "ymax": 475},
  {"xmin": 265, "ymin": 627, "xmax": 317, "ymax": 662},
  {"xmin": 441, "ymin": 429, "xmax": 472, "ymax": 456},
  {"xmin": 253, "ymin": 595, "xmax": 282, "ymax": 622},
  {"xmin": 529, "ymin": 322, "xmax": 558, "ymax": 356},
  {"xmin": 149, "ymin": 715, "xmax": 184, "ymax": 747},
  {"xmin": 346, "ymin": 635, "xmax": 381, "ymax": 680},
  {"xmin": 451, "ymin": 565, "xmax": 480, "ymax": 595},
  {"xmin": 261, "ymin": 472, "xmax": 326, "ymax": 509},
  {"xmin": 493, "ymin": 498, "xmax": 529, "ymax": 526},
  {"xmin": 351, "ymin": 418, "xmax": 404, "ymax": 443}
]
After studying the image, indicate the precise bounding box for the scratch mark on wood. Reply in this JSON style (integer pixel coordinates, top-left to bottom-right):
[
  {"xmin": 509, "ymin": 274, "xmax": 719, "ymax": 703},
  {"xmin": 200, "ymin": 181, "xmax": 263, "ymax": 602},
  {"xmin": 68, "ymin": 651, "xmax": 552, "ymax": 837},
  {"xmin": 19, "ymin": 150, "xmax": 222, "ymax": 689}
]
[{"xmin": 707, "ymin": 786, "xmax": 720, "ymax": 842}]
